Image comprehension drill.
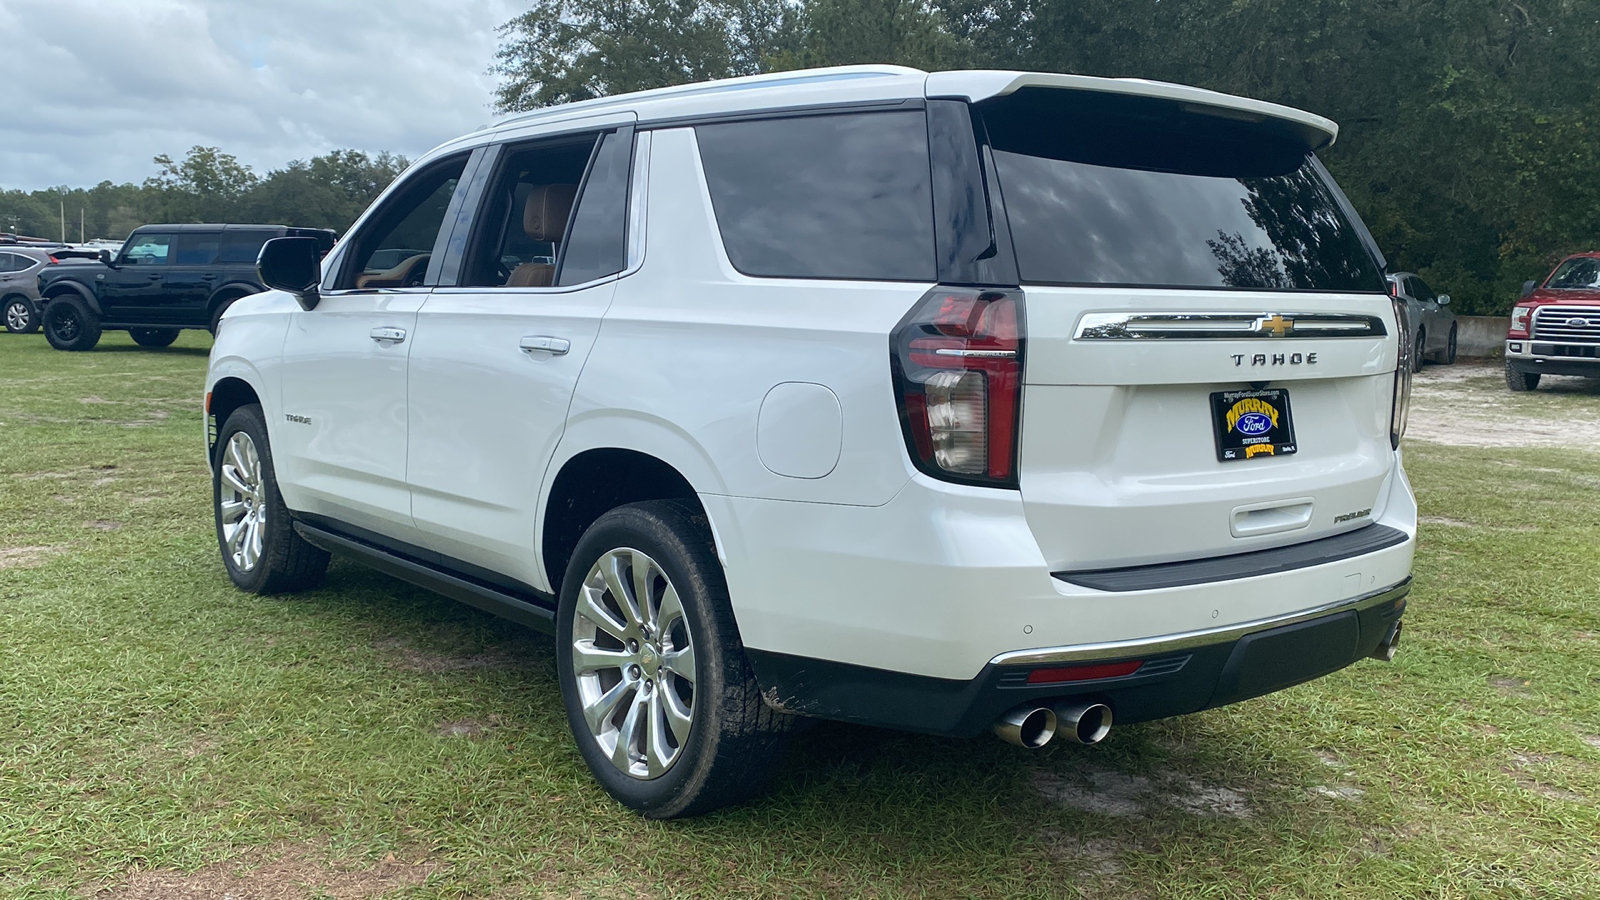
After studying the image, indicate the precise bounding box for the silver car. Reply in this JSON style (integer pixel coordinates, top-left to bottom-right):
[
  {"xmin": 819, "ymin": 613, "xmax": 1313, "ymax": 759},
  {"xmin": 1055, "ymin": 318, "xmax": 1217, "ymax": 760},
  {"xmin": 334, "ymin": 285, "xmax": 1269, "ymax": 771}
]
[
  {"xmin": 1387, "ymin": 272, "xmax": 1458, "ymax": 370},
  {"xmin": 0, "ymin": 246, "xmax": 55, "ymax": 334}
]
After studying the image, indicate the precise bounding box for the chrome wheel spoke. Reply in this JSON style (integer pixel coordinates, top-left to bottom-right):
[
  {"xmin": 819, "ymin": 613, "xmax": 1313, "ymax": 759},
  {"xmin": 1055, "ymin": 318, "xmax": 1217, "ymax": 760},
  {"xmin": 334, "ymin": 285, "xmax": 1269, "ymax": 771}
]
[
  {"xmin": 220, "ymin": 465, "xmax": 251, "ymax": 498},
  {"xmin": 661, "ymin": 683, "xmax": 693, "ymax": 744},
  {"xmin": 645, "ymin": 690, "xmax": 676, "ymax": 777},
  {"xmin": 657, "ymin": 584, "xmax": 685, "ymax": 634},
  {"xmin": 583, "ymin": 676, "xmax": 633, "ymax": 734},
  {"xmin": 602, "ymin": 553, "xmax": 644, "ymax": 631},
  {"xmin": 576, "ymin": 583, "xmax": 630, "ymax": 643},
  {"xmin": 224, "ymin": 519, "xmax": 247, "ymax": 556},
  {"xmin": 631, "ymin": 550, "xmax": 655, "ymax": 628},
  {"xmin": 611, "ymin": 690, "xmax": 648, "ymax": 772},
  {"xmin": 661, "ymin": 644, "xmax": 695, "ymax": 683},
  {"xmin": 218, "ymin": 497, "xmax": 246, "ymax": 524},
  {"xmin": 572, "ymin": 641, "xmax": 633, "ymax": 674},
  {"xmin": 218, "ymin": 432, "xmax": 266, "ymax": 574}
]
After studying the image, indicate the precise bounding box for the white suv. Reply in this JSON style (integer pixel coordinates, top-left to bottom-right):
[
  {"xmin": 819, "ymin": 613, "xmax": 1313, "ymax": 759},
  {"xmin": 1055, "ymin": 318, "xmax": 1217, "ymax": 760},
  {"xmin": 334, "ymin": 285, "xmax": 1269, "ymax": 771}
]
[{"xmin": 205, "ymin": 66, "xmax": 1416, "ymax": 818}]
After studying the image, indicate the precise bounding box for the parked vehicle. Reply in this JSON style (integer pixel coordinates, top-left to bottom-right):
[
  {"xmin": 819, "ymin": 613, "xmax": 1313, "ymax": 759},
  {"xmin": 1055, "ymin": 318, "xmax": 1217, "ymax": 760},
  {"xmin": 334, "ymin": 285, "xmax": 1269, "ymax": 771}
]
[
  {"xmin": 37, "ymin": 224, "xmax": 336, "ymax": 351},
  {"xmin": 1504, "ymin": 253, "xmax": 1600, "ymax": 390},
  {"xmin": 1386, "ymin": 272, "xmax": 1457, "ymax": 370},
  {"xmin": 206, "ymin": 66, "xmax": 1415, "ymax": 818},
  {"xmin": 1, "ymin": 246, "xmax": 55, "ymax": 333}
]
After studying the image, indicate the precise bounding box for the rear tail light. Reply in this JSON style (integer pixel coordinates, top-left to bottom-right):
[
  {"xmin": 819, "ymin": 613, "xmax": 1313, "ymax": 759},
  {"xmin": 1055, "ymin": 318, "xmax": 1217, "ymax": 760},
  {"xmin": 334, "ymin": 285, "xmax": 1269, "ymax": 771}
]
[
  {"xmin": 1509, "ymin": 305, "xmax": 1532, "ymax": 337},
  {"xmin": 1390, "ymin": 296, "xmax": 1412, "ymax": 449},
  {"xmin": 47, "ymin": 255, "xmax": 59, "ymax": 264},
  {"xmin": 891, "ymin": 287, "xmax": 1025, "ymax": 487}
]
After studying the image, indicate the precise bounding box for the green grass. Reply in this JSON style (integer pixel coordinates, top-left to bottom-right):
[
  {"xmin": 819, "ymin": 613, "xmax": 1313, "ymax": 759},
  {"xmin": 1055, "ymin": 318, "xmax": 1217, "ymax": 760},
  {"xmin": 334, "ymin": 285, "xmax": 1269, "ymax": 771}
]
[{"xmin": 1, "ymin": 331, "xmax": 1597, "ymax": 898}]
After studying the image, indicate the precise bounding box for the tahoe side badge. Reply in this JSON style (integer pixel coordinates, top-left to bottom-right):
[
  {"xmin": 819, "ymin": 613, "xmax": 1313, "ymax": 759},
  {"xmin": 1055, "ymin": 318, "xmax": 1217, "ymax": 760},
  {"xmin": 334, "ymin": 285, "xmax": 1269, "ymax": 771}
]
[{"xmin": 1210, "ymin": 388, "xmax": 1298, "ymax": 462}]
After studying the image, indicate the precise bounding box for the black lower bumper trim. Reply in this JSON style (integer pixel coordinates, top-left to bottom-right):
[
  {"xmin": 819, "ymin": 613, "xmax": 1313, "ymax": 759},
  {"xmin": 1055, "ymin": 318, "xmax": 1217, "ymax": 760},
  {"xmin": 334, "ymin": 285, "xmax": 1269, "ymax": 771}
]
[
  {"xmin": 1508, "ymin": 356, "xmax": 1600, "ymax": 378},
  {"xmin": 746, "ymin": 583, "xmax": 1409, "ymax": 738},
  {"xmin": 1054, "ymin": 524, "xmax": 1409, "ymax": 592}
]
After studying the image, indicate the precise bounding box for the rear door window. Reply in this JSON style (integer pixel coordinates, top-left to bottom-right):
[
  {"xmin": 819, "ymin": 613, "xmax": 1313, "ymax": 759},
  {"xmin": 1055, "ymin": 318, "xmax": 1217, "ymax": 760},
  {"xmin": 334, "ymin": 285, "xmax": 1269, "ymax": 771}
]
[
  {"xmin": 217, "ymin": 229, "xmax": 278, "ymax": 264},
  {"xmin": 696, "ymin": 111, "xmax": 935, "ymax": 281},
  {"xmin": 982, "ymin": 89, "xmax": 1384, "ymax": 292},
  {"xmin": 172, "ymin": 232, "xmax": 220, "ymax": 266}
]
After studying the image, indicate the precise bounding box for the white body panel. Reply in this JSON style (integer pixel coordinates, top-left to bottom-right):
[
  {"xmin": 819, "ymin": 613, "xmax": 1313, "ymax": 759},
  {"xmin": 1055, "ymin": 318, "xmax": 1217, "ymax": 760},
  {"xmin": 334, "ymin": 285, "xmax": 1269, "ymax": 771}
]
[
  {"xmin": 206, "ymin": 66, "xmax": 1416, "ymax": 699},
  {"xmin": 406, "ymin": 283, "xmax": 616, "ymax": 587},
  {"xmin": 274, "ymin": 291, "xmax": 428, "ymax": 543}
]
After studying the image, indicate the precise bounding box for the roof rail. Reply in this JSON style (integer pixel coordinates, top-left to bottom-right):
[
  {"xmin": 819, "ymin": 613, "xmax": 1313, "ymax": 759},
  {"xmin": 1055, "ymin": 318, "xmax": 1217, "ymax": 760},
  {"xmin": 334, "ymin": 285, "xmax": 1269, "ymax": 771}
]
[{"xmin": 493, "ymin": 65, "xmax": 927, "ymax": 128}]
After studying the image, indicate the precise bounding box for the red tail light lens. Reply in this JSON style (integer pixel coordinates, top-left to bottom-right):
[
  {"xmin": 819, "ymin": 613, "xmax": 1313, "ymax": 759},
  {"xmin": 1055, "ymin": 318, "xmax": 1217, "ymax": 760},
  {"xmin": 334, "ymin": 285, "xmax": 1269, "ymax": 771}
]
[
  {"xmin": 891, "ymin": 287, "xmax": 1025, "ymax": 488},
  {"xmin": 47, "ymin": 255, "xmax": 59, "ymax": 264}
]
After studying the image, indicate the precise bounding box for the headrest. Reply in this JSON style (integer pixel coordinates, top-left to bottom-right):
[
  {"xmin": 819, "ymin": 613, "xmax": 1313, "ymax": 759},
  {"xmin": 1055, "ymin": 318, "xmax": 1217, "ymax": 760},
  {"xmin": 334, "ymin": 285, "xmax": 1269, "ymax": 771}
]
[{"xmin": 524, "ymin": 184, "xmax": 579, "ymax": 242}]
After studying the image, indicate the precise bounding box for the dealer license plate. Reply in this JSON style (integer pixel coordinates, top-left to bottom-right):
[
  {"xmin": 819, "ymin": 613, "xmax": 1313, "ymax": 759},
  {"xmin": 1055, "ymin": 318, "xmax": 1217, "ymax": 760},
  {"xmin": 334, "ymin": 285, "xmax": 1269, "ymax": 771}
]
[{"xmin": 1211, "ymin": 388, "xmax": 1298, "ymax": 462}]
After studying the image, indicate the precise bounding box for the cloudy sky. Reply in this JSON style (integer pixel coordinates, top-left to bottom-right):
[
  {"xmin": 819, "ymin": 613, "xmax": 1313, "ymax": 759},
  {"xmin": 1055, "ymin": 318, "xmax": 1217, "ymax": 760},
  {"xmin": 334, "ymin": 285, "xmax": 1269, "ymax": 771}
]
[{"xmin": 1, "ymin": 0, "xmax": 526, "ymax": 191}]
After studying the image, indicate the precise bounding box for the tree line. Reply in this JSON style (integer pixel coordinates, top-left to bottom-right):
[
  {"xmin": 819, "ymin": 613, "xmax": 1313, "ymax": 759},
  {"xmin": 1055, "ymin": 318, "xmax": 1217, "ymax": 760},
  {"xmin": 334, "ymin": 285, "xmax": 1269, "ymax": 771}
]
[
  {"xmin": 0, "ymin": 147, "xmax": 408, "ymax": 248},
  {"xmin": 493, "ymin": 0, "xmax": 1599, "ymax": 315}
]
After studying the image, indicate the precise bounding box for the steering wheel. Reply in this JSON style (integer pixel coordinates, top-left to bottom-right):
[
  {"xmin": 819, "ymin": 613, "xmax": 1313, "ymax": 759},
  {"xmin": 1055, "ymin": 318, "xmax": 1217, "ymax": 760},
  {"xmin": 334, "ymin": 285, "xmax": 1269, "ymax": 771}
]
[{"xmin": 402, "ymin": 254, "xmax": 430, "ymax": 288}]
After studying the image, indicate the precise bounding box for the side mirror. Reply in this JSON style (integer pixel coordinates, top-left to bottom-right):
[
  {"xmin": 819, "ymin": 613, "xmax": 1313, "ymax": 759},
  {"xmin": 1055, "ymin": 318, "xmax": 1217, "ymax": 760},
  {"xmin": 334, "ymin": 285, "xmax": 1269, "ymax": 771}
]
[
  {"xmin": 258, "ymin": 237, "xmax": 322, "ymax": 311},
  {"xmin": 1437, "ymin": 294, "xmax": 1450, "ymax": 305},
  {"xmin": 1521, "ymin": 280, "xmax": 1537, "ymax": 298},
  {"xmin": 99, "ymin": 249, "xmax": 116, "ymax": 267}
]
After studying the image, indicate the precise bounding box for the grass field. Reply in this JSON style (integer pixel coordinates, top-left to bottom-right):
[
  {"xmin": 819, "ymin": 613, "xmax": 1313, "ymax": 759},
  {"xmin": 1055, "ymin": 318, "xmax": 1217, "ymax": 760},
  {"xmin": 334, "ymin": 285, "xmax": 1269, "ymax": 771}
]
[{"xmin": 1, "ymin": 332, "xmax": 1597, "ymax": 899}]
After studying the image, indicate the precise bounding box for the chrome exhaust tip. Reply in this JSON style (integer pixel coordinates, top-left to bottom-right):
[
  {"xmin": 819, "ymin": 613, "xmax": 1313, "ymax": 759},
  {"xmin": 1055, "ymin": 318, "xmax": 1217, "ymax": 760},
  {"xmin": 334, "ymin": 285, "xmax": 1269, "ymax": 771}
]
[
  {"xmin": 1370, "ymin": 621, "xmax": 1402, "ymax": 662},
  {"xmin": 1054, "ymin": 702, "xmax": 1113, "ymax": 745},
  {"xmin": 994, "ymin": 705, "xmax": 1057, "ymax": 749}
]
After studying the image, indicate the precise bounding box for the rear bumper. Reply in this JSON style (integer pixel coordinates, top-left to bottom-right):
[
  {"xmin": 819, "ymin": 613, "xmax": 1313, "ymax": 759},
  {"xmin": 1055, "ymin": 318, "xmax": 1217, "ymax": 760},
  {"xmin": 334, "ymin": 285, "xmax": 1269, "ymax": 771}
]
[{"xmin": 748, "ymin": 578, "xmax": 1409, "ymax": 737}]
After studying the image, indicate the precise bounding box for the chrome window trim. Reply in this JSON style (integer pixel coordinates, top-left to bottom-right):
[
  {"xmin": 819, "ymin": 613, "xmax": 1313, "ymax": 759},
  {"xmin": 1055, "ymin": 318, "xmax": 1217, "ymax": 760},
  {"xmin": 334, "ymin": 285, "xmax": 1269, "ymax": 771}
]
[
  {"xmin": 624, "ymin": 130, "xmax": 652, "ymax": 276},
  {"xmin": 990, "ymin": 578, "xmax": 1410, "ymax": 667},
  {"xmin": 1074, "ymin": 311, "xmax": 1387, "ymax": 340}
]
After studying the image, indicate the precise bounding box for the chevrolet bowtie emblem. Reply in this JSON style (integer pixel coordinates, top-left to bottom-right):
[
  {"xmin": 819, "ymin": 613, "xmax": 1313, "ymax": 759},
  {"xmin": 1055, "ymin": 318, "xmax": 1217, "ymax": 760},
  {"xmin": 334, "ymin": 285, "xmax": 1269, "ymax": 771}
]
[{"xmin": 1255, "ymin": 314, "xmax": 1294, "ymax": 337}]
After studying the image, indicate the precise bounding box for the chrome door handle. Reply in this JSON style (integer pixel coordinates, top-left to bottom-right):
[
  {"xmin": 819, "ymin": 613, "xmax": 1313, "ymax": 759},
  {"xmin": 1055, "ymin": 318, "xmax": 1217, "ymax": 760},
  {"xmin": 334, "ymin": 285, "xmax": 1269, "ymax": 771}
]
[
  {"xmin": 370, "ymin": 326, "xmax": 407, "ymax": 344},
  {"xmin": 519, "ymin": 335, "xmax": 570, "ymax": 355}
]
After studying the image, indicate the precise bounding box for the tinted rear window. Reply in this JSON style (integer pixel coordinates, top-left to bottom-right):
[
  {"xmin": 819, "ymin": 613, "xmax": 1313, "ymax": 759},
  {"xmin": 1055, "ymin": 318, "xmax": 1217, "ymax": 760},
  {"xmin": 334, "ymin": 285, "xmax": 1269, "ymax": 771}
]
[
  {"xmin": 983, "ymin": 90, "xmax": 1384, "ymax": 292},
  {"xmin": 697, "ymin": 111, "xmax": 935, "ymax": 281},
  {"xmin": 218, "ymin": 230, "xmax": 278, "ymax": 264}
]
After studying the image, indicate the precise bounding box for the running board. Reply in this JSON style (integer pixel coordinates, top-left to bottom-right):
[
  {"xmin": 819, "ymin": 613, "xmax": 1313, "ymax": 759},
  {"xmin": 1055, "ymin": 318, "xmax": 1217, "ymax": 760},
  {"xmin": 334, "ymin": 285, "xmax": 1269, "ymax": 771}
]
[{"xmin": 291, "ymin": 520, "xmax": 557, "ymax": 635}]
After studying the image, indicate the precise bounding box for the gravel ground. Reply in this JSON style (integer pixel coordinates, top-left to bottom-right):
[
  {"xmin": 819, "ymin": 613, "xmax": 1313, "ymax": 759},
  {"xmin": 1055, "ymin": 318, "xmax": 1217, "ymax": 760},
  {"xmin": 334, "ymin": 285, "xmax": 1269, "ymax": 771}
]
[{"xmin": 1405, "ymin": 356, "xmax": 1600, "ymax": 450}]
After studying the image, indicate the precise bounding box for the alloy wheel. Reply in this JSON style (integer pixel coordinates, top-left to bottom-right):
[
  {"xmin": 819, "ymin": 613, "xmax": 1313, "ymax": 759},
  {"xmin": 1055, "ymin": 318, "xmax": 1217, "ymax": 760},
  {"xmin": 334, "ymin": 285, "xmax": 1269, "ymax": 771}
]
[
  {"xmin": 55, "ymin": 308, "xmax": 80, "ymax": 341},
  {"xmin": 570, "ymin": 548, "xmax": 697, "ymax": 779},
  {"xmin": 6, "ymin": 301, "xmax": 28, "ymax": 331},
  {"xmin": 217, "ymin": 431, "xmax": 266, "ymax": 572}
]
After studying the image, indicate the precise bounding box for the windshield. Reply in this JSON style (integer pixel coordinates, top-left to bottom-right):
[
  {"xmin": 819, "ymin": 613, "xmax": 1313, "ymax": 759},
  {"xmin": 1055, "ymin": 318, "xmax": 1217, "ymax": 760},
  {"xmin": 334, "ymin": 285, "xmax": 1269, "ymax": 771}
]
[
  {"xmin": 981, "ymin": 89, "xmax": 1385, "ymax": 292},
  {"xmin": 1545, "ymin": 257, "xmax": 1600, "ymax": 290}
]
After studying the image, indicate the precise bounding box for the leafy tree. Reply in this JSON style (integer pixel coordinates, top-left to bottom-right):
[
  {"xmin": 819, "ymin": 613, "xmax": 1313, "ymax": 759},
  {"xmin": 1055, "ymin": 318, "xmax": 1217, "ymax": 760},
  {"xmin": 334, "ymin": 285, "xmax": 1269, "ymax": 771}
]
[{"xmin": 144, "ymin": 146, "xmax": 260, "ymax": 223}]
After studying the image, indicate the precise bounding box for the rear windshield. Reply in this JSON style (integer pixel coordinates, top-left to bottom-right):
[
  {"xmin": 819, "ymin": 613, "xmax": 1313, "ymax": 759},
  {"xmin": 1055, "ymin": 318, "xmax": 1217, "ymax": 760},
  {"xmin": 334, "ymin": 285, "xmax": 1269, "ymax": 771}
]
[{"xmin": 982, "ymin": 90, "xmax": 1384, "ymax": 293}]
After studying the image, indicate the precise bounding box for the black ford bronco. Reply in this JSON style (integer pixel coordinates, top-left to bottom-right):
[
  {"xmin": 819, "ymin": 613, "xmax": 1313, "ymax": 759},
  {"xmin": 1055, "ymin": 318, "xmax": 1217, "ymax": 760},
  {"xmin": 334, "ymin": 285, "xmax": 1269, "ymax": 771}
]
[{"xmin": 38, "ymin": 224, "xmax": 336, "ymax": 351}]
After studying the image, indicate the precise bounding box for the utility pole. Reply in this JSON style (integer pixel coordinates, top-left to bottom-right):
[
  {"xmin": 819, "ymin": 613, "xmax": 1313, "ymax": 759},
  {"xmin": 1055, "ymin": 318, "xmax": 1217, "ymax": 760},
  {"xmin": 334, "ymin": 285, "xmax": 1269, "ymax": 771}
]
[
  {"xmin": 60, "ymin": 198, "xmax": 65, "ymax": 243},
  {"xmin": 80, "ymin": 207, "xmax": 85, "ymax": 243}
]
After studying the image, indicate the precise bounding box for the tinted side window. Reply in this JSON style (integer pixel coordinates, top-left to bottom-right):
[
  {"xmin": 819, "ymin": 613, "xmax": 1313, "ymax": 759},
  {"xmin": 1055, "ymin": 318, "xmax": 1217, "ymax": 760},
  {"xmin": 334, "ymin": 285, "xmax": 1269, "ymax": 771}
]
[
  {"xmin": 122, "ymin": 233, "xmax": 172, "ymax": 266},
  {"xmin": 696, "ymin": 111, "xmax": 935, "ymax": 281},
  {"xmin": 559, "ymin": 129, "xmax": 632, "ymax": 286},
  {"xmin": 983, "ymin": 89, "xmax": 1384, "ymax": 292},
  {"xmin": 338, "ymin": 155, "xmax": 468, "ymax": 290},
  {"xmin": 1411, "ymin": 278, "xmax": 1436, "ymax": 303},
  {"xmin": 0, "ymin": 253, "xmax": 20, "ymax": 272},
  {"xmin": 458, "ymin": 137, "xmax": 596, "ymax": 288},
  {"xmin": 217, "ymin": 230, "xmax": 278, "ymax": 264},
  {"xmin": 172, "ymin": 232, "xmax": 220, "ymax": 266}
]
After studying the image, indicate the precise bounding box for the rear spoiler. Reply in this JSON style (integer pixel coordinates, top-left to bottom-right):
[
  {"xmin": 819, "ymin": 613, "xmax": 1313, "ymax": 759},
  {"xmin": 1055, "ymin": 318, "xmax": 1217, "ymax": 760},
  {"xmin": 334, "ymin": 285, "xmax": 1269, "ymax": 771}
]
[{"xmin": 925, "ymin": 71, "xmax": 1338, "ymax": 151}]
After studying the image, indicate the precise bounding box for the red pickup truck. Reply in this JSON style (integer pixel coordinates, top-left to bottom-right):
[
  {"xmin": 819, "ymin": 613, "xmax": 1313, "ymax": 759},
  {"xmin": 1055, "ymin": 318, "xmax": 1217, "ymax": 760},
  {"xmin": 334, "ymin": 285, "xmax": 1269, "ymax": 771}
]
[{"xmin": 1505, "ymin": 253, "xmax": 1600, "ymax": 391}]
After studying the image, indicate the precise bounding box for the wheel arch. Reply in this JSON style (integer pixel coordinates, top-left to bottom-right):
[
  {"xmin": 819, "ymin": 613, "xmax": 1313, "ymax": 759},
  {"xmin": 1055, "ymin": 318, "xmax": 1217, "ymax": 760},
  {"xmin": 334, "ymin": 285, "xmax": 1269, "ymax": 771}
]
[
  {"xmin": 208, "ymin": 283, "xmax": 262, "ymax": 311},
  {"xmin": 539, "ymin": 446, "xmax": 713, "ymax": 598},
  {"xmin": 206, "ymin": 369, "xmax": 266, "ymax": 466},
  {"xmin": 42, "ymin": 280, "xmax": 101, "ymax": 315}
]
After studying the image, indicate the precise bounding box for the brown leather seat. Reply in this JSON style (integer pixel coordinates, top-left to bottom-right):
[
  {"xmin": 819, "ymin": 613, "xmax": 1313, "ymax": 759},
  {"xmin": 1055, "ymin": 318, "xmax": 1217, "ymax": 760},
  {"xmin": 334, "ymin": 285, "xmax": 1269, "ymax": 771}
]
[
  {"xmin": 356, "ymin": 252, "xmax": 430, "ymax": 289},
  {"xmin": 506, "ymin": 184, "xmax": 578, "ymax": 287}
]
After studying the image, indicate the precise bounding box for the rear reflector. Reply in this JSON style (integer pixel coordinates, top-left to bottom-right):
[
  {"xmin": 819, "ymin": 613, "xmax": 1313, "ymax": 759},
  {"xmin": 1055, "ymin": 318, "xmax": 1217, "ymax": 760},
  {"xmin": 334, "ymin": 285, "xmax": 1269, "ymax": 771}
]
[{"xmin": 1026, "ymin": 660, "xmax": 1144, "ymax": 685}]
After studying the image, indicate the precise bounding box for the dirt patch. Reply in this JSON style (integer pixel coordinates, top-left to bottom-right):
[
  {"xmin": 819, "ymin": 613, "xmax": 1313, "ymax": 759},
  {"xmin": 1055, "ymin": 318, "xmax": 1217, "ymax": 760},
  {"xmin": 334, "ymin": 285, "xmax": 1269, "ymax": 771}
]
[
  {"xmin": 1582, "ymin": 735, "xmax": 1600, "ymax": 750},
  {"xmin": 436, "ymin": 719, "xmax": 490, "ymax": 738},
  {"xmin": 1405, "ymin": 359, "xmax": 1600, "ymax": 450},
  {"xmin": 80, "ymin": 396, "xmax": 114, "ymax": 405},
  {"xmin": 93, "ymin": 844, "xmax": 436, "ymax": 900},
  {"xmin": 1420, "ymin": 515, "xmax": 1476, "ymax": 528},
  {"xmin": 1038, "ymin": 829, "xmax": 1126, "ymax": 876},
  {"xmin": 83, "ymin": 520, "xmax": 123, "ymax": 532},
  {"xmin": 1030, "ymin": 763, "xmax": 1255, "ymax": 819},
  {"xmin": 1310, "ymin": 785, "xmax": 1366, "ymax": 801},
  {"xmin": 0, "ymin": 546, "xmax": 56, "ymax": 570},
  {"xmin": 1490, "ymin": 676, "xmax": 1532, "ymax": 695}
]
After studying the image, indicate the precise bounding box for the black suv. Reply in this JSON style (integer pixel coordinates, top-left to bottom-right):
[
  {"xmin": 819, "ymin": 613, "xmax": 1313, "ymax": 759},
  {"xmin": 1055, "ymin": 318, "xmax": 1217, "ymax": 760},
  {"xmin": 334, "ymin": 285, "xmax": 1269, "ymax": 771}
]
[{"xmin": 38, "ymin": 224, "xmax": 336, "ymax": 351}]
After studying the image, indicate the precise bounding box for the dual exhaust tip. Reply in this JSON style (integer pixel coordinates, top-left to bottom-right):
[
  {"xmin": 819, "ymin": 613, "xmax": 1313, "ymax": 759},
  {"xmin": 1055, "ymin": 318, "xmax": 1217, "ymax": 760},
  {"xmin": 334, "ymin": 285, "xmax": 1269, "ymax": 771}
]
[{"xmin": 994, "ymin": 702, "xmax": 1113, "ymax": 749}]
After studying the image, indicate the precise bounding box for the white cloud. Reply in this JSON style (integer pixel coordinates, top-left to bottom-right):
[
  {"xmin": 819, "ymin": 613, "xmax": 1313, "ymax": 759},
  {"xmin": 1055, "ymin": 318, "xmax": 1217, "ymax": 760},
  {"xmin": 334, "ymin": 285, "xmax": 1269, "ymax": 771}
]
[{"xmin": 0, "ymin": 0, "xmax": 525, "ymax": 190}]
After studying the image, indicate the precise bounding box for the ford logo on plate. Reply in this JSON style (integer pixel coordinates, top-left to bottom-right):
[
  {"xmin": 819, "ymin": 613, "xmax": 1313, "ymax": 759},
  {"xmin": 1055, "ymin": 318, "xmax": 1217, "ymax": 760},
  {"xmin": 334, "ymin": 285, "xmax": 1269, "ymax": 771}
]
[
  {"xmin": 1568, "ymin": 317, "xmax": 1592, "ymax": 328},
  {"xmin": 1236, "ymin": 411, "xmax": 1274, "ymax": 436}
]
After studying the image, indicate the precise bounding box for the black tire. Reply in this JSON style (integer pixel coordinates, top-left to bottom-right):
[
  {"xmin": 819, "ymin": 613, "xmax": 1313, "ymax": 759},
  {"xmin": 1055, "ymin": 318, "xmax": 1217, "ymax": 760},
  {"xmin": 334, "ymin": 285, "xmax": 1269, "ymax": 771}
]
[
  {"xmin": 1443, "ymin": 323, "xmax": 1458, "ymax": 365},
  {"xmin": 42, "ymin": 293, "xmax": 101, "ymax": 351},
  {"xmin": 1505, "ymin": 359, "xmax": 1541, "ymax": 392},
  {"xmin": 209, "ymin": 294, "xmax": 241, "ymax": 336},
  {"xmin": 213, "ymin": 404, "xmax": 330, "ymax": 594},
  {"xmin": 1412, "ymin": 329, "xmax": 1426, "ymax": 373},
  {"xmin": 129, "ymin": 328, "xmax": 179, "ymax": 348},
  {"xmin": 4, "ymin": 296, "xmax": 39, "ymax": 334},
  {"xmin": 556, "ymin": 500, "xmax": 790, "ymax": 819}
]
